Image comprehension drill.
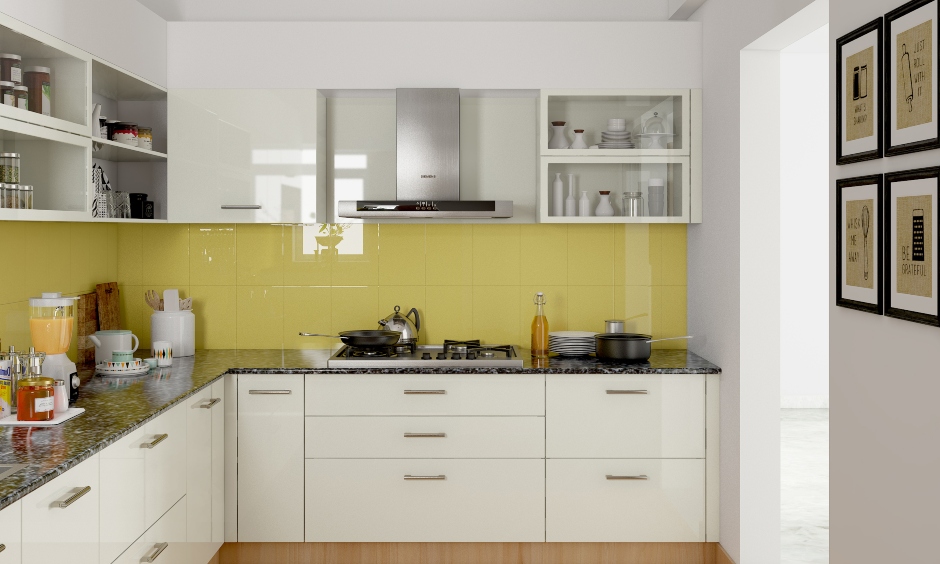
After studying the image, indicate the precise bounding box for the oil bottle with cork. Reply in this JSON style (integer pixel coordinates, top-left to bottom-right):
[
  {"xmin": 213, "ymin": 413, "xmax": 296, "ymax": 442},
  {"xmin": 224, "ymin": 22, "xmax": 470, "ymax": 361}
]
[{"xmin": 531, "ymin": 292, "xmax": 549, "ymax": 358}]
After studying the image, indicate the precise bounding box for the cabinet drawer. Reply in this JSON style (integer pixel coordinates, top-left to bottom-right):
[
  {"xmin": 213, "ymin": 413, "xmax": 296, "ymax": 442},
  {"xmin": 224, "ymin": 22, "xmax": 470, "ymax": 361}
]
[
  {"xmin": 143, "ymin": 403, "xmax": 187, "ymax": 528},
  {"xmin": 22, "ymin": 454, "xmax": 99, "ymax": 564},
  {"xmin": 546, "ymin": 459, "xmax": 705, "ymax": 542},
  {"xmin": 305, "ymin": 417, "xmax": 544, "ymax": 458},
  {"xmin": 0, "ymin": 501, "xmax": 21, "ymax": 564},
  {"xmin": 305, "ymin": 374, "xmax": 544, "ymax": 416},
  {"xmin": 305, "ymin": 459, "xmax": 545, "ymax": 542},
  {"xmin": 114, "ymin": 496, "xmax": 188, "ymax": 564},
  {"xmin": 546, "ymin": 374, "xmax": 704, "ymax": 458}
]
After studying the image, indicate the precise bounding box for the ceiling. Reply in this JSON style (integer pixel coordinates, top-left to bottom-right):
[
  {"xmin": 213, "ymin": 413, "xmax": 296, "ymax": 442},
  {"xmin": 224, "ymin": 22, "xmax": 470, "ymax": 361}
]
[{"xmin": 136, "ymin": 0, "xmax": 673, "ymax": 22}]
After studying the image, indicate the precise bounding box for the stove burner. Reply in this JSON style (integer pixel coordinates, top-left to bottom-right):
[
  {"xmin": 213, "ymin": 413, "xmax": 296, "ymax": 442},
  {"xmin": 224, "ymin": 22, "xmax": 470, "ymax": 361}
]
[
  {"xmin": 343, "ymin": 345, "xmax": 396, "ymax": 358},
  {"xmin": 443, "ymin": 340, "xmax": 481, "ymax": 354}
]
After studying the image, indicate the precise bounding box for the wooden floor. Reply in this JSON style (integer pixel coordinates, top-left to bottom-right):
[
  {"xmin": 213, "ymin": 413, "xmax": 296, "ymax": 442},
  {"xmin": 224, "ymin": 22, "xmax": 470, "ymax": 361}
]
[{"xmin": 215, "ymin": 542, "xmax": 723, "ymax": 564}]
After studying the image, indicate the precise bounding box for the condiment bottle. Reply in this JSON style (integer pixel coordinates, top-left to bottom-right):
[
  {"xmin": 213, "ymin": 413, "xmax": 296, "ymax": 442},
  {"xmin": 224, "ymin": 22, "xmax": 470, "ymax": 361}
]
[
  {"xmin": 16, "ymin": 376, "xmax": 55, "ymax": 422},
  {"xmin": 531, "ymin": 292, "xmax": 549, "ymax": 358}
]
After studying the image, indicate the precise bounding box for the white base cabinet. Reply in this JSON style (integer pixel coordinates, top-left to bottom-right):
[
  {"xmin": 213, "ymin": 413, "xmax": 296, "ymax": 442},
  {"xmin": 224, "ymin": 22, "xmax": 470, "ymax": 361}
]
[
  {"xmin": 113, "ymin": 496, "xmax": 188, "ymax": 564},
  {"xmin": 305, "ymin": 459, "xmax": 545, "ymax": 542},
  {"xmin": 0, "ymin": 501, "xmax": 21, "ymax": 564},
  {"xmin": 186, "ymin": 379, "xmax": 225, "ymax": 563}
]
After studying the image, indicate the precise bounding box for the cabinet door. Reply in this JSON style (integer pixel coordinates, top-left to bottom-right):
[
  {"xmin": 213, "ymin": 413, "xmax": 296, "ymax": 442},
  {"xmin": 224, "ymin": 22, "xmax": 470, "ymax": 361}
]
[
  {"xmin": 0, "ymin": 500, "xmax": 21, "ymax": 564},
  {"xmin": 114, "ymin": 497, "xmax": 188, "ymax": 564},
  {"xmin": 99, "ymin": 426, "xmax": 148, "ymax": 564},
  {"xmin": 186, "ymin": 389, "xmax": 214, "ymax": 550},
  {"xmin": 238, "ymin": 374, "xmax": 304, "ymax": 541},
  {"xmin": 211, "ymin": 379, "xmax": 226, "ymax": 544},
  {"xmin": 168, "ymin": 90, "xmax": 326, "ymax": 224},
  {"xmin": 144, "ymin": 403, "xmax": 187, "ymax": 528},
  {"xmin": 22, "ymin": 454, "xmax": 98, "ymax": 564}
]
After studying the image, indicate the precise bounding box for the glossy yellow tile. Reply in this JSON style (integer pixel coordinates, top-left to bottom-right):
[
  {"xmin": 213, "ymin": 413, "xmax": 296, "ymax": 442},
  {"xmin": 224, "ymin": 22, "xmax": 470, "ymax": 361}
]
[
  {"xmin": 378, "ymin": 225, "xmax": 426, "ymax": 286},
  {"xmin": 0, "ymin": 301, "xmax": 30, "ymax": 350},
  {"xmin": 236, "ymin": 224, "xmax": 283, "ymax": 286},
  {"xmin": 520, "ymin": 224, "xmax": 568, "ymax": 286},
  {"xmin": 331, "ymin": 224, "xmax": 379, "ymax": 287},
  {"xmin": 116, "ymin": 223, "xmax": 143, "ymax": 286},
  {"xmin": 617, "ymin": 286, "xmax": 654, "ymax": 336},
  {"xmin": 613, "ymin": 224, "xmax": 627, "ymax": 286},
  {"xmin": 567, "ymin": 224, "xmax": 614, "ymax": 286},
  {"xmin": 647, "ymin": 224, "xmax": 664, "ymax": 286},
  {"xmin": 282, "ymin": 287, "xmax": 331, "ymax": 349},
  {"xmin": 331, "ymin": 286, "xmax": 378, "ymax": 334},
  {"xmin": 472, "ymin": 225, "xmax": 520, "ymax": 286},
  {"xmin": 190, "ymin": 224, "xmax": 236, "ymax": 286},
  {"xmin": 426, "ymin": 225, "xmax": 473, "ymax": 285},
  {"xmin": 648, "ymin": 285, "xmax": 665, "ymax": 340},
  {"xmin": 27, "ymin": 222, "xmax": 70, "ymax": 297},
  {"xmin": 518, "ymin": 286, "xmax": 568, "ymax": 346},
  {"xmin": 425, "ymin": 286, "xmax": 473, "ymax": 343},
  {"xmin": 236, "ymin": 286, "xmax": 284, "ymax": 349},
  {"xmin": 661, "ymin": 224, "xmax": 687, "ymax": 286},
  {"xmin": 378, "ymin": 286, "xmax": 426, "ymax": 337},
  {"xmin": 659, "ymin": 286, "xmax": 688, "ymax": 349},
  {"xmin": 622, "ymin": 224, "xmax": 653, "ymax": 286},
  {"xmin": 472, "ymin": 286, "xmax": 521, "ymax": 345},
  {"xmin": 141, "ymin": 224, "xmax": 191, "ymax": 288},
  {"xmin": 566, "ymin": 286, "xmax": 614, "ymax": 334},
  {"xmin": 0, "ymin": 222, "xmax": 25, "ymax": 304},
  {"xmin": 283, "ymin": 225, "xmax": 331, "ymax": 287},
  {"xmin": 118, "ymin": 285, "xmax": 145, "ymax": 345},
  {"xmin": 190, "ymin": 285, "xmax": 237, "ymax": 349},
  {"xmin": 71, "ymin": 223, "xmax": 116, "ymax": 295}
]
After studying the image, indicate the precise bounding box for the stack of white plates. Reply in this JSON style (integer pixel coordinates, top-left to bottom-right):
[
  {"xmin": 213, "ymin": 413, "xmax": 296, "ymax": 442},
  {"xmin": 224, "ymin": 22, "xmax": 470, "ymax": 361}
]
[
  {"xmin": 96, "ymin": 358, "xmax": 150, "ymax": 377},
  {"xmin": 549, "ymin": 331, "xmax": 598, "ymax": 356},
  {"xmin": 599, "ymin": 130, "xmax": 635, "ymax": 149}
]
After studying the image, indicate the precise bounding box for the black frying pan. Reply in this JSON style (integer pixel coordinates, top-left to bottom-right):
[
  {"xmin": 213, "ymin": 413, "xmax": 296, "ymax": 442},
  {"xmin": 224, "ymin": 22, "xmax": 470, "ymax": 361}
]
[{"xmin": 299, "ymin": 330, "xmax": 402, "ymax": 347}]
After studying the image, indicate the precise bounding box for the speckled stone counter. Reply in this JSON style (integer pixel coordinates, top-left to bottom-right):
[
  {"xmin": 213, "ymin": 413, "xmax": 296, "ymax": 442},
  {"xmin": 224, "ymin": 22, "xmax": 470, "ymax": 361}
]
[{"xmin": 0, "ymin": 348, "xmax": 719, "ymax": 510}]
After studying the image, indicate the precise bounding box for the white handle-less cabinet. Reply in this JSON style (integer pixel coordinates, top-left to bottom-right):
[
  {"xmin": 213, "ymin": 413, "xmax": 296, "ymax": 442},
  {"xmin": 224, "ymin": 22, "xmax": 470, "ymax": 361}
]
[
  {"xmin": 237, "ymin": 374, "xmax": 305, "ymax": 541},
  {"xmin": 0, "ymin": 501, "xmax": 21, "ymax": 564},
  {"xmin": 168, "ymin": 90, "xmax": 326, "ymax": 224},
  {"xmin": 22, "ymin": 454, "xmax": 99, "ymax": 564},
  {"xmin": 186, "ymin": 379, "xmax": 225, "ymax": 563}
]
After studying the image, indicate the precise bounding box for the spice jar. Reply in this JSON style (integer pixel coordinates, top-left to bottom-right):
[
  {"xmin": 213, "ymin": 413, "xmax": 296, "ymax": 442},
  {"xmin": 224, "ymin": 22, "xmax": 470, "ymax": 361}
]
[
  {"xmin": 13, "ymin": 85, "xmax": 27, "ymax": 110},
  {"xmin": 0, "ymin": 183, "xmax": 16, "ymax": 208},
  {"xmin": 0, "ymin": 54, "xmax": 22, "ymax": 84},
  {"xmin": 0, "ymin": 153, "xmax": 20, "ymax": 183},
  {"xmin": 16, "ymin": 376, "xmax": 55, "ymax": 422},
  {"xmin": 113, "ymin": 122, "xmax": 138, "ymax": 146},
  {"xmin": 0, "ymin": 81, "xmax": 14, "ymax": 106},
  {"xmin": 137, "ymin": 126, "xmax": 153, "ymax": 151},
  {"xmin": 18, "ymin": 185, "xmax": 32, "ymax": 209},
  {"xmin": 23, "ymin": 66, "xmax": 50, "ymax": 116}
]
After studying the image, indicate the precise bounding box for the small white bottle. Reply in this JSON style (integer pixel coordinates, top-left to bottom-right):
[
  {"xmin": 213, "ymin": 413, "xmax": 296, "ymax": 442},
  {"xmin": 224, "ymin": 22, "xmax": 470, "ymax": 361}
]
[
  {"xmin": 552, "ymin": 173, "xmax": 564, "ymax": 216},
  {"xmin": 578, "ymin": 191, "xmax": 591, "ymax": 217},
  {"xmin": 565, "ymin": 174, "xmax": 577, "ymax": 216}
]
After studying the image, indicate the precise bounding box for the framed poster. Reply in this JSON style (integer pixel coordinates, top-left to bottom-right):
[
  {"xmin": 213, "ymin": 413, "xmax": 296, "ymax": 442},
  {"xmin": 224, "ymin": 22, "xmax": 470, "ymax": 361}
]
[
  {"xmin": 837, "ymin": 175, "xmax": 884, "ymax": 314},
  {"xmin": 885, "ymin": 167, "xmax": 940, "ymax": 326},
  {"xmin": 837, "ymin": 19, "xmax": 884, "ymax": 164},
  {"xmin": 887, "ymin": 0, "xmax": 940, "ymax": 155}
]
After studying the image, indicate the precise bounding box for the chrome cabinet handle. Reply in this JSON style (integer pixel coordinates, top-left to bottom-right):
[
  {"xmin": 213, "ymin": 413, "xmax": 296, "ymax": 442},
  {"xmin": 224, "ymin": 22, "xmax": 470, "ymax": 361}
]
[
  {"xmin": 403, "ymin": 390, "xmax": 446, "ymax": 395},
  {"xmin": 141, "ymin": 542, "xmax": 169, "ymax": 563},
  {"xmin": 404, "ymin": 475, "xmax": 446, "ymax": 480},
  {"xmin": 141, "ymin": 434, "xmax": 169, "ymax": 449},
  {"xmin": 0, "ymin": 543, "xmax": 5, "ymax": 553},
  {"xmin": 606, "ymin": 390, "xmax": 649, "ymax": 394},
  {"xmin": 606, "ymin": 474, "xmax": 649, "ymax": 480},
  {"xmin": 248, "ymin": 390, "xmax": 291, "ymax": 395},
  {"xmin": 221, "ymin": 204, "xmax": 261, "ymax": 210},
  {"xmin": 57, "ymin": 485, "xmax": 92, "ymax": 508},
  {"xmin": 404, "ymin": 432, "xmax": 446, "ymax": 438},
  {"xmin": 199, "ymin": 398, "xmax": 222, "ymax": 409}
]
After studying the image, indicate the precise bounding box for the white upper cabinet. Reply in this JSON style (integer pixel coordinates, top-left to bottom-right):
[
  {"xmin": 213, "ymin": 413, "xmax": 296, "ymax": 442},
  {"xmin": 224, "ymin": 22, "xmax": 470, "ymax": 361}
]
[{"xmin": 168, "ymin": 89, "xmax": 326, "ymax": 223}]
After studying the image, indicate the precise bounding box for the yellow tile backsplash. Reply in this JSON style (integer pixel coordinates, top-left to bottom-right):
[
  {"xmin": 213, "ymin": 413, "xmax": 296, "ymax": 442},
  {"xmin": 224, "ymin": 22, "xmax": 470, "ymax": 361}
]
[{"xmin": 0, "ymin": 221, "xmax": 687, "ymax": 354}]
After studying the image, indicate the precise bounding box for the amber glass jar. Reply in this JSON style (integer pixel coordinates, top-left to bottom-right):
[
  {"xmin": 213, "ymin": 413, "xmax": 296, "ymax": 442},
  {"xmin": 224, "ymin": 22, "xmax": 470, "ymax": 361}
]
[
  {"xmin": 0, "ymin": 54, "xmax": 22, "ymax": 84},
  {"xmin": 16, "ymin": 376, "xmax": 55, "ymax": 422},
  {"xmin": 13, "ymin": 85, "xmax": 27, "ymax": 110},
  {"xmin": 0, "ymin": 81, "xmax": 14, "ymax": 106},
  {"xmin": 23, "ymin": 66, "xmax": 50, "ymax": 116}
]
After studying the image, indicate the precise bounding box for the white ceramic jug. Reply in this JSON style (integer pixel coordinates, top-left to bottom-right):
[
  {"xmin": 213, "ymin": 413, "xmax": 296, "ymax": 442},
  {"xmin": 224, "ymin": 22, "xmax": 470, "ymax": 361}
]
[{"xmin": 89, "ymin": 330, "xmax": 139, "ymax": 364}]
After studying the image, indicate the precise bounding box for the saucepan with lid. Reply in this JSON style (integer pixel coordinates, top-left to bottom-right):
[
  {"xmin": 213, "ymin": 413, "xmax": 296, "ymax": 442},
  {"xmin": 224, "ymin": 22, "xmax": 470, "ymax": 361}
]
[
  {"xmin": 594, "ymin": 333, "xmax": 692, "ymax": 362},
  {"xmin": 299, "ymin": 330, "xmax": 402, "ymax": 347}
]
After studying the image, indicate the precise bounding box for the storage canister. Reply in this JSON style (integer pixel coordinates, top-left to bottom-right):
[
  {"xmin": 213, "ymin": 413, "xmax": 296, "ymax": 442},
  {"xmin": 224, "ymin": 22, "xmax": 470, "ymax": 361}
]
[
  {"xmin": 112, "ymin": 122, "xmax": 138, "ymax": 146},
  {"xmin": 137, "ymin": 126, "xmax": 153, "ymax": 151},
  {"xmin": 13, "ymin": 85, "xmax": 27, "ymax": 110},
  {"xmin": 0, "ymin": 183, "xmax": 16, "ymax": 208},
  {"xmin": 105, "ymin": 119, "xmax": 119, "ymax": 140},
  {"xmin": 0, "ymin": 54, "xmax": 22, "ymax": 84},
  {"xmin": 18, "ymin": 185, "xmax": 32, "ymax": 209},
  {"xmin": 23, "ymin": 66, "xmax": 50, "ymax": 116},
  {"xmin": 98, "ymin": 115, "xmax": 108, "ymax": 138},
  {"xmin": 0, "ymin": 81, "xmax": 14, "ymax": 106},
  {"xmin": 0, "ymin": 153, "xmax": 20, "ymax": 183},
  {"xmin": 16, "ymin": 376, "xmax": 54, "ymax": 422}
]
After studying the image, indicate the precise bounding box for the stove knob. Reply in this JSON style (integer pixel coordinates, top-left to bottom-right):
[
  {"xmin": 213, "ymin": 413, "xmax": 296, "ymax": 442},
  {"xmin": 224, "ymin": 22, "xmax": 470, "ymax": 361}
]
[
  {"xmin": 421, "ymin": 352, "xmax": 432, "ymax": 360},
  {"xmin": 436, "ymin": 352, "xmax": 447, "ymax": 360},
  {"xmin": 451, "ymin": 353, "xmax": 462, "ymax": 360},
  {"xmin": 466, "ymin": 352, "xmax": 476, "ymax": 360}
]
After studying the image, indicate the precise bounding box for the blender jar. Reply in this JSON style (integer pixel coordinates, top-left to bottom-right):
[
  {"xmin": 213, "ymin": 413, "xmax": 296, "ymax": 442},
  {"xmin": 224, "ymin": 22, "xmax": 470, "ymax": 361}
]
[{"xmin": 29, "ymin": 293, "xmax": 77, "ymax": 356}]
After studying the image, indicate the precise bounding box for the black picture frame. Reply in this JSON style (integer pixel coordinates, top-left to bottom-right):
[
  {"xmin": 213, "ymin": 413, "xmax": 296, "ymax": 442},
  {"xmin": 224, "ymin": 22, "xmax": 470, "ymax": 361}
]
[
  {"xmin": 837, "ymin": 175, "xmax": 885, "ymax": 314},
  {"xmin": 886, "ymin": 0, "xmax": 940, "ymax": 156},
  {"xmin": 836, "ymin": 18, "xmax": 884, "ymax": 165},
  {"xmin": 884, "ymin": 167, "xmax": 940, "ymax": 326}
]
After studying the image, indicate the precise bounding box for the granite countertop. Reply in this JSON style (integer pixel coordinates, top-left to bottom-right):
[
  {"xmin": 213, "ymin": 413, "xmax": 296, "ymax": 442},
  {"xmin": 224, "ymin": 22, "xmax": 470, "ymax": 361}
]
[{"xmin": 0, "ymin": 348, "xmax": 719, "ymax": 510}]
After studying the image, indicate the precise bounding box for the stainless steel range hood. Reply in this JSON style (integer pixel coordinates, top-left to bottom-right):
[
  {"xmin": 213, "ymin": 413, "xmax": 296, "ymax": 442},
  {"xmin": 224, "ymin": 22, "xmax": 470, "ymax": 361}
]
[{"xmin": 337, "ymin": 88, "xmax": 513, "ymax": 219}]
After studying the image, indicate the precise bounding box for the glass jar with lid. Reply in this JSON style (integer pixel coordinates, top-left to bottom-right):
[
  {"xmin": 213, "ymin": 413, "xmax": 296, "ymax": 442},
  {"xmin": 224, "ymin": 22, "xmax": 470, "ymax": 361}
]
[
  {"xmin": 18, "ymin": 185, "xmax": 32, "ymax": 209},
  {"xmin": 23, "ymin": 66, "xmax": 50, "ymax": 116},
  {"xmin": 113, "ymin": 122, "xmax": 138, "ymax": 146},
  {"xmin": 0, "ymin": 153, "xmax": 20, "ymax": 183},
  {"xmin": 13, "ymin": 85, "xmax": 27, "ymax": 110},
  {"xmin": 622, "ymin": 191, "xmax": 645, "ymax": 217},
  {"xmin": 0, "ymin": 81, "xmax": 14, "ymax": 106},
  {"xmin": 16, "ymin": 376, "xmax": 55, "ymax": 422},
  {"xmin": 0, "ymin": 54, "xmax": 22, "ymax": 84},
  {"xmin": 137, "ymin": 126, "xmax": 153, "ymax": 151}
]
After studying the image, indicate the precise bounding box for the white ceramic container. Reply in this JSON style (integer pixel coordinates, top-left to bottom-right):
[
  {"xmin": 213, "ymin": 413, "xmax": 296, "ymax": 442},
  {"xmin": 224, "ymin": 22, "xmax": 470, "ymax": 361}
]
[{"xmin": 151, "ymin": 310, "xmax": 195, "ymax": 358}]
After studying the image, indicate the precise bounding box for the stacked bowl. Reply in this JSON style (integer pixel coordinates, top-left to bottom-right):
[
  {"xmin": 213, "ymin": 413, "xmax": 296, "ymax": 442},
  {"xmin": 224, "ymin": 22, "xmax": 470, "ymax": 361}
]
[
  {"xmin": 549, "ymin": 331, "xmax": 598, "ymax": 356},
  {"xmin": 599, "ymin": 118, "xmax": 635, "ymax": 149}
]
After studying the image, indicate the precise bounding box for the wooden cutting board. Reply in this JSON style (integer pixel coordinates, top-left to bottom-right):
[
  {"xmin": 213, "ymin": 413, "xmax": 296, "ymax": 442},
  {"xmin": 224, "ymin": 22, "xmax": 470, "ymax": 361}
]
[
  {"xmin": 96, "ymin": 282, "xmax": 120, "ymax": 331},
  {"xmin": 76, "ymin": 292, "xmax": 98, "ymax": 366}
]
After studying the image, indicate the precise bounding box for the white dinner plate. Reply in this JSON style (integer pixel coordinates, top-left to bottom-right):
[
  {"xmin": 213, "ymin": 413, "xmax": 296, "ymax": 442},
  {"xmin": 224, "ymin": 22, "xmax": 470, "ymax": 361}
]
[{"xmin": 549, "ymin": 331, "xmax": 598, "ymax": 338}]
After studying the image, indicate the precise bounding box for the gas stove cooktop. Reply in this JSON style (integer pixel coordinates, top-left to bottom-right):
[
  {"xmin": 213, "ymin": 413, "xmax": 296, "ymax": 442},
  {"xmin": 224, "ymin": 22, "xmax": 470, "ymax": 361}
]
[{"xmin": 327, "ymin": 340, "xmax": 523, "ymax": 369}]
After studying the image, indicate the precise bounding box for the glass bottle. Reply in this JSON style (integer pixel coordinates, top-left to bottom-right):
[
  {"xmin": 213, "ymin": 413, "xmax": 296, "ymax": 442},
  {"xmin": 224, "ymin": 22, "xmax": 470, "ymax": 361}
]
[{"xmin": 531, "ymin": 292, "xmax": 549, "ymax": 358}]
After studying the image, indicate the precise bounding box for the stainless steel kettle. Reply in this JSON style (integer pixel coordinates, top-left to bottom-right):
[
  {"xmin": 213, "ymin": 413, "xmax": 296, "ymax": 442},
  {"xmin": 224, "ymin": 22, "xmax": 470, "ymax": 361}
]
[{"xmin": 378, "ymin": 305, "xmax": 421, "ymax": 344}]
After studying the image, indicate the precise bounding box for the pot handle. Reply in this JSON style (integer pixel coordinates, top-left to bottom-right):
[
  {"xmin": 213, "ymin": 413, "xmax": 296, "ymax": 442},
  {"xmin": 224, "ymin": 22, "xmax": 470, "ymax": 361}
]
[
  {"xmin": 645, "ymin": 335, "xmax": 693, "ymax": 344},
  {"xmin": 407, "ymin": 308, "xmax": 421, "ymax": 332}
]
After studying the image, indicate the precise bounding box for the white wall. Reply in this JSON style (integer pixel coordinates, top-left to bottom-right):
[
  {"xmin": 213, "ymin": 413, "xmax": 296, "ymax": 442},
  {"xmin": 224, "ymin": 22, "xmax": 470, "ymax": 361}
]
[
  {"xmin": 0, "ymin": 0, "xmax": 166, "ymax": 86},
  {"xmin": 166, "ymin": 22, "xmax": 701, "ymax": 88},
  {"xmin": 781, "ymin": 26, "xmax": 829, "ymax": 407},
  {"xmin": 831, "ymin": 1, "xmax": 940, "ymax": 562}
]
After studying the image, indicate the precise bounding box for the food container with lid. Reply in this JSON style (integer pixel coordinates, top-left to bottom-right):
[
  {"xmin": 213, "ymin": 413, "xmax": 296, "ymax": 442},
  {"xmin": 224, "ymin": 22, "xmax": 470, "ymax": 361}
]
[
  {"xmin": 18, "ymin": 185, "xmax": 32, "ymax": 209},
  {"xmin": 52, "ymin": 380, "xmax": 68, "ymax": 413},
  {"xmin": 0, "ymin": 153, "xmax": 19, "ymax": 183},
  {"xmin": 105, "ymin": 119, "xmax": 119, "ymax": 140},
  {"xmin": 0, "ymin": 81, "xmax": 14, "ymax": 106},
  {"xmin": 23, "ymin": 66, "xmax": 50, "ymax": 116},
  {"xmin": 0, "ymin": 54, "xmax": 22, "ymax": 84},
  {"xmin": 13, "ymin": 85, "xmax": 27, "ymax": 110},
  {"xmin": 0, "ymin": 183, "xmax": 16, "ymax": 208},
  {"xmin": 113, "ymin": 122, "xmax": 138, "ymax": 146},
  {"xmin": 98, "ymin": 115, "xmax": 108, "ymax": 138},
  {"xmin": 16, "ymin": 376, "xmax": 55, "ymax": 422},
  {"xmin": 137, "ymin": 126, "xmax": 153, "ymax": 151}
]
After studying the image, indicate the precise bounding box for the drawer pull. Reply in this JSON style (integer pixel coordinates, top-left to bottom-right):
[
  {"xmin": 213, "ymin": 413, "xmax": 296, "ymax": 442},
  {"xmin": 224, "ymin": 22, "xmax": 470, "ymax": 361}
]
[
  {"xmin": 606, "ymin": 390, "xmax": 649, "ymax": 395},
  {"xmin": 0, "ymin": 543, "xmax": 5, "ymax": 553},
  {"xmin": 57, "ymin": 485, "xmax": 92, "ymax": 508},
  {"xmin": 199, "ymin": 398, "xmax": 222, "ymax": 409},
  {"xmin": 248, "ymin": 390, "xmax": 292, "ymax": 395},
  {"xmin": 606, "ymin": 474, "xmax": 649, "ymax": 480},
  {"xmin": 141, "ymin": 433, "xmax": 169, "ymax": 449},
  {"xmin": 404, "ymin": 390, "xmax": 446, "ymax": 395},
  {"xmin": 404, "ymin": 432, "xmax": 446, "ymax": 438},
  {"xmin": 404, "ymin": 475, "xmax": 446, "ymax": 480},
  {"xmin": 141, "ymin": 542, "xmax": 169, "ymax": 563},
  {"xmin": 221, "ymin": 204, "xmax": 261, "ymax": 210}
]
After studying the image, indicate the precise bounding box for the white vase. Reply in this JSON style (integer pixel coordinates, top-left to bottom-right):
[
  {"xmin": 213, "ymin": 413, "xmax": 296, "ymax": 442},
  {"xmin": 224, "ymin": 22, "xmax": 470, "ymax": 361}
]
[
  {"xmin": 548, "ymin": 122, "xmax": 569, "ymax": 149},
  {"xmin": 552, "ymin": 173, "xmax": 564, "ymax": 216},
  {"xmin": 578, "ymin": 190, "xmax": 591, "ymax": 217},
  {"xmin": 570, "ymin": 129, "xmax": 588, "ymax": 149},
  {"xmin": 595, "ymin": 191, "xmax": 615, "ymax": 216},
  {"xmin": 565, "ymin": 174, "xmax": 577, "ymax": 216}
]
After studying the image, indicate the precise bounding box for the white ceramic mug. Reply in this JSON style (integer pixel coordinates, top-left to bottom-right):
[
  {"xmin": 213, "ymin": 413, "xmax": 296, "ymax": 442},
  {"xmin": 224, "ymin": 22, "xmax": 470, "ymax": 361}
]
[
  {"xmin": 152, "ymin": 341, "xmax": 173, "ymax": 367},
  {"xmin": 89, "ymin": 330, "xmax": 139, "ymax": 364}
]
